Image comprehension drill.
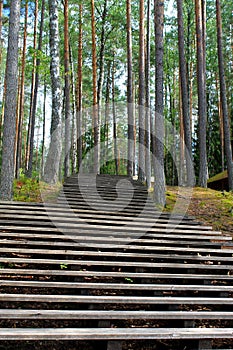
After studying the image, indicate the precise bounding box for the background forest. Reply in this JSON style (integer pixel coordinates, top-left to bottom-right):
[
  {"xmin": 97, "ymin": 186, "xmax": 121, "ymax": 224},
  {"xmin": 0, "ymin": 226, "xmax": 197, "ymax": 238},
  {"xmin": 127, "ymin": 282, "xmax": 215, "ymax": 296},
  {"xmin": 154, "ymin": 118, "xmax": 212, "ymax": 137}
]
[{"xmin": 0, "ymin": 0, "xmax": 232, "ymax": 205}]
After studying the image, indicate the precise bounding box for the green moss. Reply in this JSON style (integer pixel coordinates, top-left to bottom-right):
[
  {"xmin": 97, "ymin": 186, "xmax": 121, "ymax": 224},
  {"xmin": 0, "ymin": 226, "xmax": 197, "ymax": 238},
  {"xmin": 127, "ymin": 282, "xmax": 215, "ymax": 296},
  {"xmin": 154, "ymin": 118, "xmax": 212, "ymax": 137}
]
[
  {"xmin": 13, "ymin": 177, "xmax": 41, "ymax": 202},
  {"xmin": 208, "ymin": 170, "xmax": 228, "ymax": 183}
]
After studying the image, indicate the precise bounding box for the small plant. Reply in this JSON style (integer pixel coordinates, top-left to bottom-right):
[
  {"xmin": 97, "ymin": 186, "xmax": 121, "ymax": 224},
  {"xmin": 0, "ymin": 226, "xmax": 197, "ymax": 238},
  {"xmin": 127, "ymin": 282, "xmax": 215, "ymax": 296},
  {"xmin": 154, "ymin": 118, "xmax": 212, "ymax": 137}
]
[
  {"xmin": 14, "ymin": 171, "xmax": 41, "ymax": 202},
  {"xmin": 125, "ymin": 277, "xmax": 134, "ymax": 283},
  {"xmin": 60, "ymin": 263, "xmax": 68, "ymax": 269}
]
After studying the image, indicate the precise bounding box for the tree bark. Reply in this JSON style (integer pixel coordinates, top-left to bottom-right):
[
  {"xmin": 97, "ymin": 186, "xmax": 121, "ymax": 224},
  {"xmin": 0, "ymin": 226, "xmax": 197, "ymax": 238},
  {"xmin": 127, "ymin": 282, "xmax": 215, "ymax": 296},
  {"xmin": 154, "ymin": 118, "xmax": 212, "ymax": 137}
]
[
  {"xmin": 76, "ymin": 3, "xmax": 83, "ymax": 172},
  {"xmin": 91, "ymin": 0, "xmax": 99, "ymax": 174},
  {"xmin": 43, "ymin": 0, "xmax": 62, "ymax": 184},
  {"xmin": 177, "ymin": 0, "xmax": 194, "ymax": 186},
  {"xmin": 0, "ymin": 0, "xmax": 3, "ymax": 147},
  {"xmin": 154, "ymin": 0, "xmax": 166, "ymax": 207},
  {"xmin": 216, "ymin": 0, "xmax": 233, "ymax": 190},
  {"xmin": 15, "ymin": 1, "xmax": 28, "ymax": 179},
  {"xmin": 104, "ymin": 61, "xmax": 111, "ymax": 168},
  {"xmin": 25, "ymin": 0, "xmax": 38, "ymax": 173},
  {"xmin": 97, "ymin": 0, "xmax": 108, "ymax": 106},
  {"xmin": 215, "ymin": 74, "xmax": 225, "ymax": 172},
  {"xmin": 126, "ymin": 0, "xmax": 135, "ymax": 177},
  {"xmin": 112, "ymin": 56, "xmax": 118, "ymax": 175},
  {"xmin": 40, "ymin": 80, "xmax": 47, "ymax": 178},
  {"xmin": 0, "ymin": 0, "xmax": 21, "ymax": 200},
  {"xmin": 138, "ymin": 0, "xmax": 145, "ymax": 182},
  {"xmin": 145, "ymin": 0, "xmax": 151, "ymax": 188},
  {"xmin": 195, "ymin": 0, "xmax": 207, "ymax": 187},
  {"xmin": 64, "ymin": 0, "xmax": 71, "ymax": 178},
  {"xmin": 27, "ymin": 0, "xmax": 45, "ymax": 178},
  {"xmin": 70, "ymin": 45, "xmax": 77, "ymax": 174}
]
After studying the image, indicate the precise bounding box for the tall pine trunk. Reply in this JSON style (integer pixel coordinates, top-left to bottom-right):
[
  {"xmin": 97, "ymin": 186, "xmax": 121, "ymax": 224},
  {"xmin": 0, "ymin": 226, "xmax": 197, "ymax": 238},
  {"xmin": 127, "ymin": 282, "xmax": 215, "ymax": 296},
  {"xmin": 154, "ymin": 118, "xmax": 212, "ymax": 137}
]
[
  {"xmin": 195, "ymin": 0, "xmax": 207, "ymax": 187},
  {"xmin": 16, "ymin": 1, "xmax": 28, "ymax": 178},
  {"xmin": 0, "ymin": 0, "xmax": 21, "ymax": 200},
  {"xmin": 126, "ymin": 0, "xmax": 134, "ymax": 177},
  {"xmin": 177, "ymin": 0, "xmax": 194, "ymax": 186},
  {"xmin": 145, "ymin": 0, "xmax": 151, "ymax": 188},
  {"xmin": 76, "ymin": 3, "xmax": 83, "ymax": 172},
  {"xmin": 25, "ymin": 0, "xmax": 38, "ymax": 174},
  {"xmin": 216, "ymin": 0, "xmax": 233, "ymax": 190},
  {"xmin": 27, "ymin": 0, "xmax": 45, "ymax": 178},
  {"xmin": 43, "ymin": 0, "xmax": 62, "ymax": 184},
  {"xmin": 112, "ymin": 57, "xmax": 118, "ymax": 175},
  {"xmin": 97, "ymin": 0, "xmax": 108, "ymax": 106},
  {"xmin": 64, "ymin": 0, "xmax": 71, "ymax": 178},
  {"xmin": 91, "ymin": 0, "xmax": 99, "ymax": 174},
  {"xmin": 154, "ymin": 0, "xmax": 166, "ymax": 206},
  {"xmin": 138, "ymin": 0, "xmax": 145, "ymax": 182},
  {"xmin": 0, "ymin": 0, "xmax": 3, "ymax": 146}
]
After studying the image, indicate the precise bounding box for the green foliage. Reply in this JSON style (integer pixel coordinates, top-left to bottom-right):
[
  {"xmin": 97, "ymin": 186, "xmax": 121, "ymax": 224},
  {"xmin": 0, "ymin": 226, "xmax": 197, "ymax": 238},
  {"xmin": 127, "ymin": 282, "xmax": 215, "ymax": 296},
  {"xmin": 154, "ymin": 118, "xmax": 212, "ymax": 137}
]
[
  {"xmin": 13, "ymin": 171, "xmax": 41, "ymax": 202},
  {"xmin": 60, "ymin": 263, "xmax": 68, "ymax": 269}
]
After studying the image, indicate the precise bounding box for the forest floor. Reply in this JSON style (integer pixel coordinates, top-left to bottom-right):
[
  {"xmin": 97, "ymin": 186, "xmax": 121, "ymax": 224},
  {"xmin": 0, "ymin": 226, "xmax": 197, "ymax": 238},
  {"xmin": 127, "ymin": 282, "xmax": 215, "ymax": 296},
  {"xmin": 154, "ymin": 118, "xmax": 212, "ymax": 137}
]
[{"xmin": 165, "ymin": 186, "xmax": 233, "ymax": 237}]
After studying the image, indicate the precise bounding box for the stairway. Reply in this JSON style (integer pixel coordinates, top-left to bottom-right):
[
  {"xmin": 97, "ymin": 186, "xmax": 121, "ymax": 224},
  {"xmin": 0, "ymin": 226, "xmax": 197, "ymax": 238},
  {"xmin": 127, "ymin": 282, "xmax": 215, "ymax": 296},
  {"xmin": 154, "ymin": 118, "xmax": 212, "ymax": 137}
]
[{"xmin": 0, "ymin": 174, "xmax": 232, "ymax": 349}]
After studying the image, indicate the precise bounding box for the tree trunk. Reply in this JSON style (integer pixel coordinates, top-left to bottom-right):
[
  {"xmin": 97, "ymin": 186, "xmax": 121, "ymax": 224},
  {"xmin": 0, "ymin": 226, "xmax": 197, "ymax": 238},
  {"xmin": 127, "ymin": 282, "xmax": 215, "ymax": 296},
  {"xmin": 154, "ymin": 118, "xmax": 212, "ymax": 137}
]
[
  {"xmin": 43, "ymin": 0, "xmax": 62, "ymax": 184},
  {"xmin": 0, "ymin": 0, "xmax": 3, "ymax": 146},
  {"xmin": 216, "ymin": 0, "xmax": 233, "ymax": 190},
  {"xmin": 91, "ymin": 0, "xmax": 99, "ymax": 174},
  {"xmin": 179, "ymin": 77, "xmax": 185, "ymax": 185},
  {"xmin": 27, "ymin": 0, "xmax": 45, "ymax": 178},
  {"xmin": 15, "ymin": 1, "xmax": 28, "ymax": 179},
  {"xmin": 177, "ymin": 0, "xmax": 194, "ymax": 186},
  {"xmin": 112, "ymin": 59, "xmax": 118, "ymax": 175},
  {"xmin": 215, "ymin": 74, "xmax": 225, "ymax": 172},
  {"xmin": 126, "ymin": 0, "xmax": 134, "ymax": 177},
  {"xmin": 76, "ymin": 3, "xmax": 83, "ymax": 172},
  {"xmin": 0, "ymin": 0, "xmax": 21, "ymax": 200},
  {"xmin": 104, "ymin": 61, "xmax": 111, "ymax": 168},
  {"xmin": 25, "ymin": 0, "xmax": 38, "ymax": 173},
  {"xmin": 195, "ymin": 0, "xmax": 207, "ymax": 187},
  {"xmin": 138, "ymin": 0, "xmax": 145, "ymax": 182},
  {"xmin": 63, "ymin": 0, "xmax": 71, "ymax": 178},
  {"xmin": 70, "ymin": 45, "xmax": 77, "ymax": 174},
  {"xmin": 153, "ymin": 0, "xmax": 166, "ymax": 207},
  {"xmin": 145, "ymin": 0, "xmax": 151, "ymax": 188},
  {"xmin": 40, "ymin": 81, "xmax": 46, "ymax": 178},
  {"xmin": 97, "ymin": 0, "xmax": 108, "ymax": 106}
]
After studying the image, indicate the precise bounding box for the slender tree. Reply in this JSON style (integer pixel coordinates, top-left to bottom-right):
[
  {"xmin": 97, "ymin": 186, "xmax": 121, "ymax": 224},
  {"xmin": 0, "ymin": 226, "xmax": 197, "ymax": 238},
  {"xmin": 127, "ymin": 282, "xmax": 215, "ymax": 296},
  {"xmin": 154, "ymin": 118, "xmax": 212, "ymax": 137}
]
[
  {"xmin": 177, "ymin": 0, "xmax": 194, "ymax": 186},
  {"xmin": 0, "ymin": 0, "xmax": 3, "ymax": 149},
  {"xmin": 70, "ymin": 45, "xmax": 76, "ymax": 173},
  {"xmin": 154, "ymin": 0, "xmax": 166, "ymax": 206},
  {"xmin": 216, "ymin": 0, "xmax": 233, "ymax": 190},
  {"xmin": 97, "ymin": 0, "xmax": 108, "ymax": 106},
  {"xmin": 15, "ymin": 1, "xmax": 28, "ymax": 178},
  {"xmin": 91, "ymin": 0, "xmax": 99, "ymax": 173},
  {"xmin": 40, "ymin": 80, "xmax": 47, "ymax": 177},
  {"xmin": 195, "ymin": 0, "xmax": 207, "ymax": 187},
  {"xmin": 64, "ymin": 0, "xmax": 71, "ymax": 178},
  {"xmin": 0, "ymin": 0, "xmax": 21, "ymax": 200},
  {"xmin": 145, "ymin": 0, "xmax": 151, "ymax": 188},
  {"xmin": 76, "ymin": 2, "xmax": 83, "ymax": 172},
  {"xmin": 25, "ymin": 0, "xmax": 38, "ymax": 173},
  {"xmin": 104, "ymin": 61, "xmax": 111, "ymax": 167},
  {"xmin": 126, "ymin": 0, "xmax": 134, "ymax": 177},
  {"xmin": 0, "ymin": 0, "xmax": 2, "ymax": 74},
  {"xmin": 138, "ymin": 0, "xmax": 145, "ymax": 182},
  {"xmin": 112, "ymin": 55, "xmax": 118, "ymax": 175},
  {"xmin": 27, "ymin": 0, "xmax": 45, "ymax": 178},
  {"xmin": 43, "ymin": 0, "xmax": 62, "ymax": 184}
]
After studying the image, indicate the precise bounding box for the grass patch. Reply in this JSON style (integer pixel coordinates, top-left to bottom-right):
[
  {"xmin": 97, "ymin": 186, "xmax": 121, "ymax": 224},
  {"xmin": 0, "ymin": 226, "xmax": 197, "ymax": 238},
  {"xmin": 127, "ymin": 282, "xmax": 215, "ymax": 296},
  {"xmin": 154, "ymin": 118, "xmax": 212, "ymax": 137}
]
[
  {"xmin": 164, "ymin": 186, "xmax": 233, "ymax": 237},
  {"xmin": 13, "ymin": 176, "xmax": 62, "ymax": 203}
]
